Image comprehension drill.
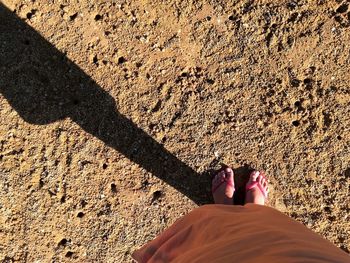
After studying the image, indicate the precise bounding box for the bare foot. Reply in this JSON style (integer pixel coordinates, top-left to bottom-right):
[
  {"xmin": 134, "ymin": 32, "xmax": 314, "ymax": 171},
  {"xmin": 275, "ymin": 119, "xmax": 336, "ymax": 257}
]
[
  {"xmin": 245, "ymin": 170, "xmax": 269, "ymax": 205},
  {"xmin": 212, "ymin": 168, "xmax": 235, "ymax": 205}
]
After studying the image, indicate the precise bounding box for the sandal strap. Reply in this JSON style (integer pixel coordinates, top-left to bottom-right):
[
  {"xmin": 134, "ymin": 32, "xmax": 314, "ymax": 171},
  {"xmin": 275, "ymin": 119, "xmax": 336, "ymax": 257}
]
[
  {"xmin": 246, "ymin": 181, "xmax": 268, "ymax": 199},
  {"xmin": 212, "ymin": 178, "xmax": 235, "ymax": 194}
]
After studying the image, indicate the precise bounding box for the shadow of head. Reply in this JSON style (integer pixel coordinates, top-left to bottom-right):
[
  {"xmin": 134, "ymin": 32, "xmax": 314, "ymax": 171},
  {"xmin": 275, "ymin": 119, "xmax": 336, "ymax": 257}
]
[{"xmin": 0, "ymin": 4, "xmax": 115, "ymax": 125}]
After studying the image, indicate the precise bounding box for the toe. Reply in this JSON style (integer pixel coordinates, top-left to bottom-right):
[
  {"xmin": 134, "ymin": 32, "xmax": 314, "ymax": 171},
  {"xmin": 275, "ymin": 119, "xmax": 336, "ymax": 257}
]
[
  {"xmin": 250, "ymin": 170, "xmax": 260, "ymax": 181},
  {"xmin": 264, "ymin": 178, "xmax": 269, "ymax": 190},
  {"xmin": 262, "ymin": 180, "xmax": 267, "ymax": 188},
  {"xmin": 213, "ymin": 170, "xmax": 225, "ymax": 186},
  {"xmin": 219, "ymin": 170, "xmax": 225, "ymax": 180},
  {"xmin": 225, "ymin": 167, "xmax": 233, "ymax": 175},
  {"xmin": 224, "ymin": 168, "xmax": 234, "ymax": 183}
]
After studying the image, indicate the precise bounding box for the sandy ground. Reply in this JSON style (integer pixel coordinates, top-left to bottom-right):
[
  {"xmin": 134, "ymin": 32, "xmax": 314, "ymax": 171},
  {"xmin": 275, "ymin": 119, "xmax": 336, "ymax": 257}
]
[{"xmin": 0, "ymin": 0, "xmax": 349, "ymax": 262}]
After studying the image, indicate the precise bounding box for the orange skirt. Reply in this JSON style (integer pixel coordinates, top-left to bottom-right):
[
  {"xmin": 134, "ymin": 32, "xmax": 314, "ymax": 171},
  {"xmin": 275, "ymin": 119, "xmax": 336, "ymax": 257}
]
[{"xmin": 132, "ymin": 204, "xmax": 349, "ymax": 262}]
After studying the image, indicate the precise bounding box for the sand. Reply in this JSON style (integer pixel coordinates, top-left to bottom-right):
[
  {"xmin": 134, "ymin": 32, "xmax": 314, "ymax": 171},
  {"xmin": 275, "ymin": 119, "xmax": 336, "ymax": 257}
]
[{"xmin": 0, "ymin": 0, "xmax": 349, "ymax": 262}]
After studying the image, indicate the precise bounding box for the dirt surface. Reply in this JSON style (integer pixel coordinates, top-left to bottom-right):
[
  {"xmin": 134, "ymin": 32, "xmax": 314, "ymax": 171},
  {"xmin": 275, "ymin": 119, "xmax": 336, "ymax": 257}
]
[{"xmin": 0, "ymin": 0, "xmax": 349, "ymax": 262}]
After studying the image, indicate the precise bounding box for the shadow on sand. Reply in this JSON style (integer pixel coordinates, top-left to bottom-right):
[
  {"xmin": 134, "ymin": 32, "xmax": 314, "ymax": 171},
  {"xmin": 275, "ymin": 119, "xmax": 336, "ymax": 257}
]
[{"xmin": 0, "ymin": 4, "xmax": 252, "ymax": 205}]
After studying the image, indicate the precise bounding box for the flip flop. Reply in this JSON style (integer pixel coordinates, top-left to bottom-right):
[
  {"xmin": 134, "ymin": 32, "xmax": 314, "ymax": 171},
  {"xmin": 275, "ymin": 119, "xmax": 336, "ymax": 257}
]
[
  {"xmin": 212, "ymin": 169, "xmax": 235, "ymax": 194},
  {"xmin": 245, "ymin": 172, "xmax": 268, "ymax": 199}
]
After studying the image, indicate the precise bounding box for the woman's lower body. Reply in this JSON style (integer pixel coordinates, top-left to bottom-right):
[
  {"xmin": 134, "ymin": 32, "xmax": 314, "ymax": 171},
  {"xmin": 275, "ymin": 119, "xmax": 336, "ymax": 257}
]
[{"xmin": 133, "ymin": 169, "xmax": 349, "ymax": 263}]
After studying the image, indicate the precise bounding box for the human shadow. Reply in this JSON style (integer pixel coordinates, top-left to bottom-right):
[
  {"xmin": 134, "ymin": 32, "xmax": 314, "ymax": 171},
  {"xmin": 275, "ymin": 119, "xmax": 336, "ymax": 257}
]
[{"xmin": 0, "ymin": 3, "xmax": 213, "ymax": 204}]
